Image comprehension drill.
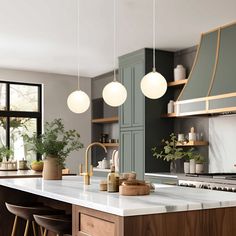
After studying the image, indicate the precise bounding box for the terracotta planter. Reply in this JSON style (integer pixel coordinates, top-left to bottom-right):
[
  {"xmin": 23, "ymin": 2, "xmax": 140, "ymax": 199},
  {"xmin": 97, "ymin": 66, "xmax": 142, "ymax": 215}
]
[{"xmin": 43, "ymin": 155, "xmax": 62, "ymax": 180}]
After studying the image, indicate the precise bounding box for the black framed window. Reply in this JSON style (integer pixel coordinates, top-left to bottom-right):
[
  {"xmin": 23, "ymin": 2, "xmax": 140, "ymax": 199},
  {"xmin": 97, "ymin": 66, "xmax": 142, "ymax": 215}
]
[{"xmin": 0, "ymin": 81, "xmax": 42, "ymax": 162}]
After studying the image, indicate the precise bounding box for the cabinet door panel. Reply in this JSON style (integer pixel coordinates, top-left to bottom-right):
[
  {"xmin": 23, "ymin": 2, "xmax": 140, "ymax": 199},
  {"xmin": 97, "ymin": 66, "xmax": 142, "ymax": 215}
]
[
  {"xmin": 133, "ymin": 130, "xmax": 144, "ymax": 179},
  {"xmin": 119, "ymin": 66, "xmax": 132, "ymax": 128},
  {"xmin": 132, "ymin": 62, "xmax": 144, "ymax": 127},
  {"xmin": 120, "ymin": 131, "xmax": 132, "ymax": 173}
]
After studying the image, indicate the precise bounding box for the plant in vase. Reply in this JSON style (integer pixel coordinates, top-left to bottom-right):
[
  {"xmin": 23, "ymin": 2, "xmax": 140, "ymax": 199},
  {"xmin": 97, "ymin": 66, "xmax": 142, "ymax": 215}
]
[
  {"xmin": 152, "ymin": 133, "xmax": 203, "ymax": 174},
  {"xmin": 24, "ymin": 118, "xmax": 83, "ymax": 180},
  {"xmin": 195, "ymin": 155, "xmax": 205, "ymax": 174},
  {"xmin": 0, "ymin": 146, "xmax": 14, "ymax": 162},
  {"xmin": 152, "ymin": 133, "xmax": 186, "ymax": 173},
  {"xmin": 184, "ymin": 149, "xmax": 203, "ymax": 174},
  {"xmin": 0, "ymin": 146, "xmax": 15, "ymax": 170}
]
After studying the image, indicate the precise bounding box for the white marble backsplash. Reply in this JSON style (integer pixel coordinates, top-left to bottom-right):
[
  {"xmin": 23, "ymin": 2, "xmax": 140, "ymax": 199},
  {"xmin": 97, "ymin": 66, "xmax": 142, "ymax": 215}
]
[{"xmin": 209, "ymin": 115, "xmax": 236, "ymax": 173}]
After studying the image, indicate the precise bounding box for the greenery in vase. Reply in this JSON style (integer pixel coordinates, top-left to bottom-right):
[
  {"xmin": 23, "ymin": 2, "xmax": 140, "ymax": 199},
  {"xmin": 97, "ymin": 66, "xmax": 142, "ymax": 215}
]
[
  {"xmin": 0, "ymin": 146, "xmax": 14, "ymax": 162},
  {"xmin": 24, "ymin": 118, "xmax": 84, "ymax": 167},
  {"xmin": 152, "ymin": 133, "xmax": 203, "ymax": 162}
]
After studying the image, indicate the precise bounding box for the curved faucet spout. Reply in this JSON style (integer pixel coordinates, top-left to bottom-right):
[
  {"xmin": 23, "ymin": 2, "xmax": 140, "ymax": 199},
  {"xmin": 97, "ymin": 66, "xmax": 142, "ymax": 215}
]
[
  {"xmin": 85, "ymin": 142, "xmax": 107, "ymax": 173},
  {"xmin": 80, "ymin": 142, "xmax": 107, "ymax": 185}
]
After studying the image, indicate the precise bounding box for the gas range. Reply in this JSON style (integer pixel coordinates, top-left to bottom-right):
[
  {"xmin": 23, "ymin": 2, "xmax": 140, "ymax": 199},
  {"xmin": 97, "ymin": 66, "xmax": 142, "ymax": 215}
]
[{"xmin": 178, "ymin": 174, "xmax": 236, "ymax": 192}]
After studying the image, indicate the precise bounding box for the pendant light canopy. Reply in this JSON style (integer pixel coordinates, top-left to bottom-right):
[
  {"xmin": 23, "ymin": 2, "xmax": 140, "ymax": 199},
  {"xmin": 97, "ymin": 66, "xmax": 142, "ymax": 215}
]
[
  {"xmin": 67, "ymin": 0, "xmax": 90, "ymax": 113},
  {"xmin": 140, "ymin": 0, "xmax": 167, "ymax": 99},
  {"xmin": 102, "ymin": 0, "xmax": 127, "ymax": 107}
]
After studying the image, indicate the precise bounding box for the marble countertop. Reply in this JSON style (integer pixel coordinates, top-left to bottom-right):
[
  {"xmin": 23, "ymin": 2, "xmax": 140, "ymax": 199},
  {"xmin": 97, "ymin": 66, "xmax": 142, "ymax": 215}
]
[
  {"xmin": 0, "ymin": 170, "xmax": 75, "ymax": 179},
  {"xmin": 145, "ymin": 172, "xmax": 236, "ymax": 185},
  {"xmin": 0, "ymin": 176, "xmax": 236, "ymax": 216}
]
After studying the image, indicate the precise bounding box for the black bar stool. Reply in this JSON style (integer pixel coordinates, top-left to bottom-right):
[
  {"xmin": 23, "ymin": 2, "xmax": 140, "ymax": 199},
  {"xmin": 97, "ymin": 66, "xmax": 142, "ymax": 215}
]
[
  {"xmin": 34, "ymin": 214, "xmax": 72, "ymax": 236},
  {"xmin": 5, "ymin": 202, "xmax": 64, "ymax": 236}
]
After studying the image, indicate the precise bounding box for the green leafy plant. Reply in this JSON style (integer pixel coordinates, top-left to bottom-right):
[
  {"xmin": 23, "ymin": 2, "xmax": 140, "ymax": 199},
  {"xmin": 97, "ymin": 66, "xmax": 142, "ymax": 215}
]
[
  {"xmin": 0, "ymin": 146, "xmax": 14, "ymax": 162},
  {"xmin": 152, "ymin": 133, "xmax": 203, "ymax": 162},
  {"xmin": 24, "ymin": 118, "xmax": 84, "ymax": 167}
]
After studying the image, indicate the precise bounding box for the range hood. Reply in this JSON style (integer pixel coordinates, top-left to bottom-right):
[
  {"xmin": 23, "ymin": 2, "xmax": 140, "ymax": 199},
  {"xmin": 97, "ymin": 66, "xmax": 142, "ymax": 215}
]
[{"xmin": 175, "ymin": 21, "xmax": 236, "ymax": 116}]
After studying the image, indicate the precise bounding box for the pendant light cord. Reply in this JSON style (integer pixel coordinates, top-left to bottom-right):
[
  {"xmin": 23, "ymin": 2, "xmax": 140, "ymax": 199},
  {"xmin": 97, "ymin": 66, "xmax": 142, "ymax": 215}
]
[
  {"xmin": 153, "ymin": 0, "xmax": 156, "ymax": 72},
  {"xmin": 77, "ymin": 0, "xmax": 80, "ymax": 90},
  {"xmin": 113, "ymin": 0, "xmax": 117, "ymax": 82}
]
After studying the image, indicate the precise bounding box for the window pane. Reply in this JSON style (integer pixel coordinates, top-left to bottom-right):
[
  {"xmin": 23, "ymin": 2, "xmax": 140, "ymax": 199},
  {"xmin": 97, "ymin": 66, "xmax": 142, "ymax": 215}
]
[
  {"xmin": 0, "ymin": 117, "xmax": 6, "ymax": 148},
  {"xmin": 0, "ymin": 83, "xmax": 6, "ymax": 110},
  {"xmin": 10, "ymin": 117, "xmax": 37, "ymax": 163},
  {"xmin": 10, "ymin": 84, "xmax": 39, "ymax": 112}
]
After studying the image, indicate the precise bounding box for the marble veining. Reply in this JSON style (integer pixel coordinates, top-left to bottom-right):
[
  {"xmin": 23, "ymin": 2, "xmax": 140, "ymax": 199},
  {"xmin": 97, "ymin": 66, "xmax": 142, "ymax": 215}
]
[{"xmin": 0, "ymin": 176, "xmax": 236, "ymax": 216}]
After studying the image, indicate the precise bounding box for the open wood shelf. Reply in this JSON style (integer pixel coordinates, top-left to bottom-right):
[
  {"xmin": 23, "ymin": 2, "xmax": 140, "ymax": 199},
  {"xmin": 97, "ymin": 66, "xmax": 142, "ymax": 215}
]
[
  {"xmin": 92, "ymin": 116, "xmax": 118, "ymax": 124},
  {"xmin": 168, "ymin": 79, "xmax": 188, "ymax": 87},
  {"xmin": 161, "ymin": 113, "xmax": 177, "ymax": 118},
  {"xmin": 176, "ymin": 141, "xmax": 209, "ymax": 147},
  {"xmin": 101, "ymin": 143, "xmax": 119, "ymax": 147}
]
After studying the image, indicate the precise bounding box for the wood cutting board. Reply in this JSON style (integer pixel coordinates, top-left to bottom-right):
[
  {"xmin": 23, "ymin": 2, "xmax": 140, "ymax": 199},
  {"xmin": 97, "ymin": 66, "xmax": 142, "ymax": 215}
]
[{"xmin": 119, "ymin": 184, "xmax": 150, "ymax": 196}]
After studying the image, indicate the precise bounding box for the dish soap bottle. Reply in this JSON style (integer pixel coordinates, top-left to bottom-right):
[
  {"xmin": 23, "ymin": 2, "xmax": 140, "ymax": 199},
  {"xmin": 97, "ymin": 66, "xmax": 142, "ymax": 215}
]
[{"xmin": 107, "ymin": 165, "xmax": 119, "ymax": 192}]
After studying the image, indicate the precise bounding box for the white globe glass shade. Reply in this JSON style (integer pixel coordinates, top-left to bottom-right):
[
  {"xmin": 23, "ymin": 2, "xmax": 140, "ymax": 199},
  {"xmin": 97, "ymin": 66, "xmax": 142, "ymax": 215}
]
[
  {"xmin": 102, "ymin": 81, "xmax": 127, "ymax": 107},
  {"xmin": 67, "ymin": 90, "xmax": 90, "ymax": 113},
  {"xmin": 140, "ymin": 71, "xmax": 167, "ymax": 99}
]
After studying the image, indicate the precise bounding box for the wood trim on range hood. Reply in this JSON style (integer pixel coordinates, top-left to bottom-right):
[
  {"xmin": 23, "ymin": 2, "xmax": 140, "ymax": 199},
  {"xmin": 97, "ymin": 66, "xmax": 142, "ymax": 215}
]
[{"xmin": 175, "ymin": 21, "xmax": 236, "ymax": 117}]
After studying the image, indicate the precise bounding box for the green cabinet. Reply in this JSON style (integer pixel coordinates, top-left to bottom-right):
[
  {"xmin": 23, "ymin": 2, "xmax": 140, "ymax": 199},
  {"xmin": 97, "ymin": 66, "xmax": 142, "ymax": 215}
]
[
  {"xmin": 120, "ymin": 129, "xmax": 144, "ymax": 179},
  {"xmin": 119, "ymin": 61, "xmax": 144, "ymax": 128},
  {"xmin": 119, "ymin": 49, "xmax": 174, "ymax": 179}
]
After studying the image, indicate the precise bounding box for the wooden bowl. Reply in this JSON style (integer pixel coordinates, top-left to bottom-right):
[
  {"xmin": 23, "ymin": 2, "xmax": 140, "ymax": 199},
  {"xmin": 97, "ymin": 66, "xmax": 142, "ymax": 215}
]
[{"xmin": 31, "ymin": 162, "xmax": 44, "ymax": 172}]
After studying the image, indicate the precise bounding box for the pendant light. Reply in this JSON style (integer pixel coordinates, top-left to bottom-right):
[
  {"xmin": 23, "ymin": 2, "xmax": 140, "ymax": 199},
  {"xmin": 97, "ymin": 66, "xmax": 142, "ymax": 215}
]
[
  {"xmin": 140, "ymin": 0, "xmax": 167, "ymax": 99},
  {"xmin": 102, "ymin": 0, "xmax": 127, "ymax": 107},
  {"xmin": 67, "ymin": 0, "xmax": 90, "ymax": 113}
]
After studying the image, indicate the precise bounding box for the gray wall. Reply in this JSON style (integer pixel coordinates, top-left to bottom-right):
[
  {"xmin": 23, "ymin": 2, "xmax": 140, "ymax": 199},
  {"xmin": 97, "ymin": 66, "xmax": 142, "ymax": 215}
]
[{"xmin": 0, "ymin": 68, "xmax": 91, "ymax": 174}]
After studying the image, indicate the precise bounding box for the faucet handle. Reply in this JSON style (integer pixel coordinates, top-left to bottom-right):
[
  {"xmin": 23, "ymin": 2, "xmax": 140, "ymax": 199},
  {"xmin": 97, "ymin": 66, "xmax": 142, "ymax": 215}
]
[
  {"xmin": 79, "ymin": 163, "xmax": 83, "ymax": 175},
  {"xmin": 90, "ymin": 164, "xmax": 93, "ymax": 177}
]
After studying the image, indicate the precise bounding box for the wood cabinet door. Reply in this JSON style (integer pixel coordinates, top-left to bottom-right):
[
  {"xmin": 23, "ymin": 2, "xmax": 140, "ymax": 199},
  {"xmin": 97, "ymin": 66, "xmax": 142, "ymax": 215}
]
[{"xmin": 73, "ymin": 205, "xmax": 123, "ymax": 236}]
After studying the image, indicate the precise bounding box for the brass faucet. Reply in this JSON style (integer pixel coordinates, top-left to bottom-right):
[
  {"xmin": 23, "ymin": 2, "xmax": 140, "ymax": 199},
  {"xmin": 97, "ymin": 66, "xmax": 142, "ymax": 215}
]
[{"xmin": 79, "ymin": 142, "xmax": 107, "ymax": 185}]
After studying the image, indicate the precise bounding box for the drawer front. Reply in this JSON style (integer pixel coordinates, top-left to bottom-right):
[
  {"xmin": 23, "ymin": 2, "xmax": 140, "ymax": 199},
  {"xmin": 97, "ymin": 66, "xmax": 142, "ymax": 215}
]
[{"xmin": 80, "ymin": 213, "xmax": 115, "ymax": 236}]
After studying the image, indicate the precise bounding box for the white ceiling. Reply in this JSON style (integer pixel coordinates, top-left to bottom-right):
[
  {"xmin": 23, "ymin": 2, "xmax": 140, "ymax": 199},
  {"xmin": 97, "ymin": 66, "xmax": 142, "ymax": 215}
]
[{"xmin": 0, "ymin": 0, "xmax": 236, "ymax": 77}]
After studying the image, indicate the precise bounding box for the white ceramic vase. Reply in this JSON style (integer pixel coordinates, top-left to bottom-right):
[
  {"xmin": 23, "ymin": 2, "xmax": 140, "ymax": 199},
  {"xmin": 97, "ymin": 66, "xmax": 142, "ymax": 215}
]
[
  {"xmin": 184, "ymin": 162, "xmax": 190, "ymax": 174},
  {"xmin": 174, "ymin": 65, "xmax": 186, "ymax": 81},
  {"xmin": 189, "ymin": 159, "xmax": 196, "ymax": 174},
  {"xmin": 196, "ymin": 163, "xmax": 204, "ymax": 174}
]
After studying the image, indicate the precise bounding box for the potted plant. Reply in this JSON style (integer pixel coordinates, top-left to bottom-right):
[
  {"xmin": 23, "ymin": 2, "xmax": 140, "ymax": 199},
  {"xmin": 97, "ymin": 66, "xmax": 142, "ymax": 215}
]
[
  {"xmin": 24, "ymin": 118, "xmax": 83, "ymax": 180},
  {"xmin": 0, "ymin": 146, "xmax": 16, "ymax": 170},
  {"xmin": 195, "ymin": 155, "xmax": 205, "ymax": 174},
  {"xmin": 0, "ymin": 146, "xmax": 14, "ymax": 162},
  {"xmin": 152, "ymin": 133, "xmax": 187, "ymax": 173},
  {"xmin": 152, "ymin": 133, "xmax": 203, "ymax": 174},
  {"xmin": 184, "ymin": 149, "xmax": 203, "ymax": 174}
]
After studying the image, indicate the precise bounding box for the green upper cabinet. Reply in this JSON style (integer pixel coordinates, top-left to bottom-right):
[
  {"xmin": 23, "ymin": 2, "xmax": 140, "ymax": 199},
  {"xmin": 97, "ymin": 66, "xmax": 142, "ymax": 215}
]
[
  {"xmin": 119, "ymin": 50, "xmax": 145, "ymax": 129},
  {"xmin": 119, "ymin": 49, "xmax": 174, "ymax": 179}
]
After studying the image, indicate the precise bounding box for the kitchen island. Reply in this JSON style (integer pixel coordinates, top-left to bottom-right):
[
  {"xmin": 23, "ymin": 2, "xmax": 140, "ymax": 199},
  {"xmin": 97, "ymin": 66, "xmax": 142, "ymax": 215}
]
[{"xmin": 0, "ymin": 176, "xmax": 236, "ymax": 236}]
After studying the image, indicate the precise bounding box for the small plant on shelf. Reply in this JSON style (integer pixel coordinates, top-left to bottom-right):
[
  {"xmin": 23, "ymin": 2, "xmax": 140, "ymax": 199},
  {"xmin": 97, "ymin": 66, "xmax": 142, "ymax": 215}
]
[
  {"xmin": 152, "ymin": 133, "xmax": 202, "ymax": 173},
  {"xmin": 0, "ymin": 146, "xmax": 14, "ymax": 162}
]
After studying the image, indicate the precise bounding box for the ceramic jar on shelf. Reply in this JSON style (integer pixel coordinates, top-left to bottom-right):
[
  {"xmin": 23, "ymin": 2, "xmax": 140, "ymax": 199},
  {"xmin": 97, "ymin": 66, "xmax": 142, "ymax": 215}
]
[{"xmin": 174, "ymin": 65, "xmax": 186, "ymax": 81}]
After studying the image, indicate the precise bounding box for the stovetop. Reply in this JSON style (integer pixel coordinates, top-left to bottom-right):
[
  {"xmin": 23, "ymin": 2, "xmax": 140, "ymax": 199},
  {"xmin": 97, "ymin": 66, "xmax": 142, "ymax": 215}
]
[{"xmin": 186, "ymin": 173, "xmax": 236, "ymax": 180}]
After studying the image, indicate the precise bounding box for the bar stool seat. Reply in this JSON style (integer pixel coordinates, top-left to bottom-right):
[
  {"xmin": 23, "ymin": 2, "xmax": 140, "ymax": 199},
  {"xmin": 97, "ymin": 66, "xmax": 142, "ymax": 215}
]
[
  {"xmin": 6, "ymin": 202, "xmax": 64, "ymax": 236},
  {"xmin": 34, "ymin": 214, "xmax": 72, "ymax": 236}
]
